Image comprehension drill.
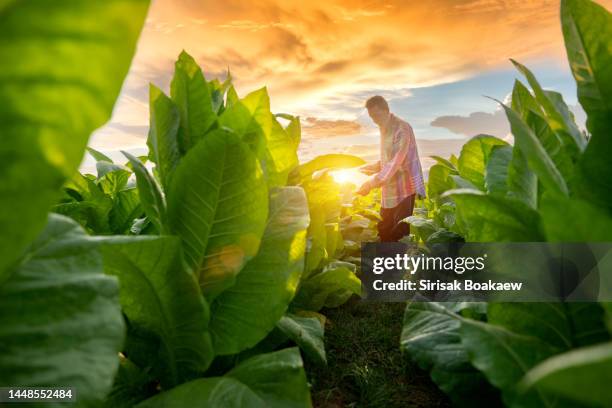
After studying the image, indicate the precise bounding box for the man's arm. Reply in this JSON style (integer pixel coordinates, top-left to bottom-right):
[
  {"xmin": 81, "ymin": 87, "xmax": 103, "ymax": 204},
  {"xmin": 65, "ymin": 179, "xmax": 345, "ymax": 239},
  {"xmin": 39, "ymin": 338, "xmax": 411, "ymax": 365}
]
[
  {"xmin": 370, "ymin": 124, "xmax": 412, "ymax": 187},
  {"xmin": 359, "ymin": 161, "xmax": 381, "ymax": 175}
]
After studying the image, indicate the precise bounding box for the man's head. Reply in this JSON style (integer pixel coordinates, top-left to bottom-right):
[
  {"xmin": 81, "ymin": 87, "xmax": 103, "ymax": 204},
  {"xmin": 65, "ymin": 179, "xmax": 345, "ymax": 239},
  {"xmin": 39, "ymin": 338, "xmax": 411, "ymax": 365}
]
[{"xmin": 366, "ymin": 95, "xmax": 390, "ymax": 127}]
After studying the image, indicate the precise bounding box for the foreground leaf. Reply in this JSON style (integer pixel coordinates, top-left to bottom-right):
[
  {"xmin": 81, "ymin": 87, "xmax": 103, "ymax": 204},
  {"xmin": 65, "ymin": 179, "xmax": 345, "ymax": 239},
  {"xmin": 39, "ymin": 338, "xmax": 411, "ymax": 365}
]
[
  {"xmin": 0, "ymin": 0, "xmax": 149, "ymax": 280},
  {"xmin": 562, "ymin": 0, "xmax": 612, "ymax": 215},
  {"xmin": 277, "ymin": 314, "xmax": 327, "ymax": 366},
  {"xmin": 101, "ymin": 235, "xmax": 214, "ymax": 388},
  {"xmin": 457, "ymin": 135, "xmax": 508, "ymax": 190},
  {"xmin": 209, "ymin": 187, "xmax": 309, "ymax": 355},
  {"xmin": 0, "ymin": 215, "xmax": 125, "ymax": 406},
  {"xmin": 167, "ymin": 129, "xmax": 268, "ymax": 298},
  {"xmin": 521, "ymin": 342, "xmax": 612, "ymax": 407},
  {"xmin": 136, "ymin": 348, "xmax": 311, "ymax": 408}
]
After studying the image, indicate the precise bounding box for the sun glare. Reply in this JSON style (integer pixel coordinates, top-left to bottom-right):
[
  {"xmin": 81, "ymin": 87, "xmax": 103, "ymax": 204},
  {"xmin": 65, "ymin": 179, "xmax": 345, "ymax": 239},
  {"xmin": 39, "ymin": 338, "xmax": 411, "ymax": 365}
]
[{"xmin": 331, "ymin": 169, "xmax": 358, "ymax": 185}]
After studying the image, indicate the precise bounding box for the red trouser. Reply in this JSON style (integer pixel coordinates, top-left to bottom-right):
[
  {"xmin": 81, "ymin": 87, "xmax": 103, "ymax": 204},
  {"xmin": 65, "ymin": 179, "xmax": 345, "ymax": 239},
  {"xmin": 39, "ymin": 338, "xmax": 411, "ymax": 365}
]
[{"xmin": 377, "ymin": 194, "xmax": 415, "ymax": 242}]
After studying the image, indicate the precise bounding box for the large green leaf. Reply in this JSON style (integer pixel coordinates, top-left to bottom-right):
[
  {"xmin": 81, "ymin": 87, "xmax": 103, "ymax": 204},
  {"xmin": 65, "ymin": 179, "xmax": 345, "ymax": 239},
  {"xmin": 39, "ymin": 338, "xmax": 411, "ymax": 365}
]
[
  {"xmin": 209, "ymin": 187, "xmax": 309, "ymax": 355},
  {"xmin": 292, "ymin": 265, "xmax": 361, "ymax": 311},
  {"xmin": 540, "ymin": 194, "xmax": 612, "ymax": 241},
  {"xmin": 500, "ymin": 103, "xmax": 569, "ymax": 197},
  {"xmin": 219, "ymin": 88, "xmax": 299, "ymax": 187},
  {"xmin": 427, "ymin": 164, "xmax": 455, "ymax": 199},
  {"xmin": 277, "ymin": 314, "xmax": 327, "ymax": 366},
  {"xmin": 511, "ymin": 59, "xmax": 585, "ymax": 150},
  {"xmin": 562, "ymin": 0, "xmax": 612, "ymax": 215},
  {"xmin": 147, "ymin": 85, "xmax": 181, "ymax": 191},
  {"xmin": 401, "ymin": 303, "xmax": 497, "ymax": 405},
  {"xmin": 484, "ymin": 145, "xmax": 512, "ymax": 195},
  {"xmin": 101, "ymin": 236, "xmax": 214, "ymax": 387},
  {"xmin": 136, "ymin": 348, "xmax": 311, "ymax": 408},
  {"xmin": 296, "ymin": 154, "xmax": 366, "ymax": 181},
  {"xmin": 0, "ymin": 0, "xmax": 149, "ymax": 280},
  {"xmin": 167, "ymin": 129, "xmax": 268, "ymax": 298},
  {"xmin": 457, "ymin": 135, "xmax": 508, "ymax": 191},
  {"xmin": 109, "ymin": 187, "xmax": 143, "ymax": 234},
  {"xmin": 124, "ymin": 152, "xmax": 167, "ymax": 234},
  {"xmin": 507, "ymin": 146, "xmax": 537, "ymax": 208},
  {"xmin": 460, "ymin": 318, "xmax": 560, "ymax": 406},
  {"xmin": 521, "ymin": 342, "xmax": 612, "ymax": 407},
  {"xmin": 170, "ymin": 51, "xmax": 216, "ymax": 153},
  {"xmin": 445, "ymin": 189, "xmax": 544, "ymax": 242},
  {"xmin": 0, "ymin": 214, "xmax": 125, "ymax": 406}
]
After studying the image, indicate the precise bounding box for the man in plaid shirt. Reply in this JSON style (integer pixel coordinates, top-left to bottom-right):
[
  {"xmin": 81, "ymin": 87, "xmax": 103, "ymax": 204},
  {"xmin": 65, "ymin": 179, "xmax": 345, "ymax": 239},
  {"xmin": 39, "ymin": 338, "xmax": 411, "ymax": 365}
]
[{"xmin": 357, "ymin": 96, "xmax": 425, "ymax": 242}]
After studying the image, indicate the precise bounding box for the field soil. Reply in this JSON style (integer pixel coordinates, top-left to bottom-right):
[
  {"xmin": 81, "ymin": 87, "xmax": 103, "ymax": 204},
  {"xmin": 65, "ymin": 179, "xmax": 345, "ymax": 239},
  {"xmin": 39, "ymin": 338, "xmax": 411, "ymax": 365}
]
[{"xmin": 306, "ymin": 299, "xmax": 450, "ymax": 408}]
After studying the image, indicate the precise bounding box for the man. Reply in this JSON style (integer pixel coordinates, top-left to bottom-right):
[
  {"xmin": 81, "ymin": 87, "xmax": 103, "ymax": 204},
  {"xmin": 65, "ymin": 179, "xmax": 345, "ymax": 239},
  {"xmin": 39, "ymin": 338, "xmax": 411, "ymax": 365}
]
[{"xmin": 357, "ymin": 95, "xmax": 425, "ymax": 242}]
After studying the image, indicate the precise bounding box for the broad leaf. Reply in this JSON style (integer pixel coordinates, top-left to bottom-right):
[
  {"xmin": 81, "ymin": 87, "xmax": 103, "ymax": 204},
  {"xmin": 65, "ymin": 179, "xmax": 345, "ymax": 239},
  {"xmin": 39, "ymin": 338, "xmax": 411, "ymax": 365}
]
[
  {"xmin": 401, "ymin": 303, "xmax": 497, "ymax": 405},
  {"xmin": 167, "ymin": 129, "xmax": 268, "ymax": 298},
  {"xmin": 277, "ymin": 314, "xmax": 327, "ymax": 366},
  {"xmin": 101, "ymin": 235, "xmax": 214, "ymax": 388},
  {"xmin": 457, "ymin": 135, "xmax": 508, "ymax": 191},
  {"xmin": 209, "ymin": 187, "xmax": 309, "ymax": 355},
  {"xmin": 540, "ymin": 195, "xmax": 612, "ymax": 241},
  {"xmin": 499, "ymin": 103, "xmax": 569, "ymax": 196},
  {"xmin": 0, "ymin": 215, "xmax": 125, "ymax": 405},
  {"xmin": 292, "ymin": 265, "xmax": 361, "ymax": 311},
  {"xmin": 427, "ymin": 164, "xmax": 454, "ymax": 199},
  {"xmin": 0, "ymin": 0, "xmax": 149, "ymax": 279},
  {"xmin": 147, "ymin": 85, "xmax": 181, "ymax": 191},
  {"xmin": 124, "ymin": 152, "xmax": 168, "ymax": 234},
  {"xmin": 170, "ymin": 51, "xmax": 216, "ymax": 153},
  {"xmin": 485, "ymin": 145, "xmax": 512, "ymax": 195},
  {"xmin": 445, "ymin": 189, "xmax": 544, "ymax": 242},
  {"xmin": 88, "ymin": 147, "xmax": 114, "ymax": 163},
  {"xmin": 562, "ymin": 0, "xmax": 612, "ymax": 215},
  {"xmin": 219, "ymin": 88, "xmax": 298, "ymax": 187},
  {"xmin": 136, "ymin": 348, "xmax": 311, "ymax": 408},
  {"xmin": 297, "ymin": 154, "xmax": 366, "ymax": 181},
  {"xmin": 521, "ymin": 342, "xmax": 612, "ymax": 407}
]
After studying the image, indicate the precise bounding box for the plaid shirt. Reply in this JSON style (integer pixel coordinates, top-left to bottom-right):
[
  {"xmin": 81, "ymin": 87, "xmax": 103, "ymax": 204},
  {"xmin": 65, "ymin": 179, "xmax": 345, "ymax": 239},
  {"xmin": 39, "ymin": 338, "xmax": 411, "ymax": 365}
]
[{"xmin": 371, "ymin": 114, "xmax": 425, "ymax": 208}]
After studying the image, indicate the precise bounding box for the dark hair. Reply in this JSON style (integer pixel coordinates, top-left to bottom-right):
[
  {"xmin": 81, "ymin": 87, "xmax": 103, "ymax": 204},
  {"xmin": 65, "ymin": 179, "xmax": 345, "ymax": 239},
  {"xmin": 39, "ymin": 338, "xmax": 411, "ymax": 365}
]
[{"xmin": 365, "ymin": 95, "xmax": 389, "ymax": 111}]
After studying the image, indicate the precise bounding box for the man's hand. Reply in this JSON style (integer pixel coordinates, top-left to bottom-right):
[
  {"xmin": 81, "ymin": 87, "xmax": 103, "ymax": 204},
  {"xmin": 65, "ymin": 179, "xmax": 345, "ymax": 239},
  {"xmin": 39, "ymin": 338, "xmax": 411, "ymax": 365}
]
[
  {"xmin": 357, "ymin": 180, "xmax": 372, "ymax": 196},
  {"xmin": 359, "ymin": 162, "xmax": 380, "ymax": 176}
]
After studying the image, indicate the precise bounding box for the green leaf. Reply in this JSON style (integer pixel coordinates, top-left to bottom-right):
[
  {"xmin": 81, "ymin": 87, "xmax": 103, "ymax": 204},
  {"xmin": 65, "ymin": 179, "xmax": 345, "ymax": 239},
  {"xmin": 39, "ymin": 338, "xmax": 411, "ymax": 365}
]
[
  {"xmin": 167, "ymin": 129, "xmax": 268, "ymax": 298},
  {"xmin": 457, "ymin": 135, "xmax": 508, "ymax": 191},
  {"xmin": 484, "ymin": 145, "xmax": 512, "ymax": 195},
  {"xmin": 109, "ymin": 187, "xmax": 143, "ymax": 234},
  {"xmin": 430, "ymin": 155, "xmax": 459, "ymax": 173},
  {"xmin": 427, "ymin": 164, "xmax": 455, "ymax": 199},
  {"xmin": 88, "ymin": 147, "xmax": 114, "ymax": 163},
  {"xmin": 540, "ymin": 194, "xmax": 612, "ymax": 241},
  {"xmin": 277, "ymin": 314, "xmax": 327, "ymax": 366},
  {"xmin": 511, "ymin": 79, "xmax": 543, "ymax": 118},
  {"xmin": 445, "ymin": 189, "xmax": 544, "ymax": 242},
  {"xmin": 403, "ymin": 215, "xmax": 438, "ymax": 242},
  {"xmin": 401, "ymin": 303, "xmax": 497, "ymax": 404},
  {"xmin": 170, "ymin": 51, "xmax": 216, "ymax": 153},
  {"xmin": 460, "ymin": 318, "xmax": 560, "ymax": 406},
  {"xmin": 562, "ymin": 0, "xmax": 612, "ymax": 215},
  {"xmin": 297, "ymin": 154, "xmax": 366, "ymax": 181},
  {"xmin": 97, "ymin": 162, "xmax": 131, "ymax": 196},
  {"xmin": 101, "ymin": 235, "xmax": 214, "ymax": 388},
  {"xmin": 124, "ymin": 151, "xmax": 168, "ymax": 234},
  {"xmin": 104, "ymin": 357, "xmax": 157, "ymax": 408},
  {"xmin": 499, "ymin": 102, "xmax": 569, "ymax": 197},
  {"xmin": 0, "ymin": 0, "xmax": 149, "ymax": 279},
  {"xmin": 147, "ymin": 84, "xmax": 181, "ymax": 191},
  {"xmin": 0, "ymin": 215, "xmax": 125, "ymax": 405},
  {"xmin": 511, "ymin": 59, "xmax": 585, "ymax": 150},
  {"xmin": 209, "ymin": 187, "xmax": 309, "ymax": 355},
  {"xmin": 507, "ymin": 147, "xmax": 537, "ymax": 208},
  {"xmin": 136, "ymin": 348, "xmax": 311, "ymax": 408},
  {"xmin": 292, "ymin": 265, "xmax": 361, "ymax": 311},
  {"xmin": 219, "ymin": 87, "xmax": 299, "ymax": 187},
  {"xmin": 521, "ymin": 342, "xmax": 612, "ymax": 407}
]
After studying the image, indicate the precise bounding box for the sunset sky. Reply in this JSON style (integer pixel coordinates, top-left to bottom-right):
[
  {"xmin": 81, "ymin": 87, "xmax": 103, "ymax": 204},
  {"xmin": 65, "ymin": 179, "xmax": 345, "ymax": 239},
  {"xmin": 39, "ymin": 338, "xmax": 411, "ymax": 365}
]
[{"xmin": 88, "ymin": 0, "xmax": 611, "ymax": 172}]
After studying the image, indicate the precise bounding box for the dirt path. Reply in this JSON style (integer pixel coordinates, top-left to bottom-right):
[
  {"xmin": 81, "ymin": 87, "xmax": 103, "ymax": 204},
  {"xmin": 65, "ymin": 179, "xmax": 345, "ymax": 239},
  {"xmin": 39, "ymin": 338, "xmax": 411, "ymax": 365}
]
[{"xmin": 306, "ymin": 300, "xmax": 450, "ymax": 408}]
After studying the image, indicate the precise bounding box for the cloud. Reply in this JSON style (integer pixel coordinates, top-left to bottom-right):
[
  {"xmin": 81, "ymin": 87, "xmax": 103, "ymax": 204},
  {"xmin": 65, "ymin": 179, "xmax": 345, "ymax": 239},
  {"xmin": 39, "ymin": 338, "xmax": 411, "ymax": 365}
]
[
  {"xmin": 431, "ymin": 109, "xmax": 509, "ymax": 138},
  {"xmin": 431, "ymin": 103, "xmax": 588, "ymax": 138},
  {"xmin": 301, "ymin": 117, "xmax": 362, "ymax": 138}
]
